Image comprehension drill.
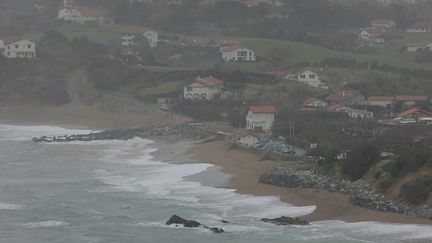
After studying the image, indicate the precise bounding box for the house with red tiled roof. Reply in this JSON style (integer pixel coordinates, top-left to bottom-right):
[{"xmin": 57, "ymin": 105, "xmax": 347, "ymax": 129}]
[
  {"xmin": 406, "ymin": 20, "xmax": 432, "ymax": 33},
  {"xmin": 246, "ymin": 106, "xmax": 276, "ymax": 132},
  {"xmin": 396, "ymin": 95, "xmax": 428, "ymax": 108},
  {"xmin": 58, "ymin": 4, "xmax": 111, "ymax": 25},
  {"xmin": 286, "ymin": 67, "xmax": 329, "ymax": 89},
  {"xmin": 302, "ymin": 97, "xmax": 327, "ymax": 111},
  {"xmin": 183, "ymin": 76, "xmax": 225, "ymax": 100},
  {"xmin": 395, "ymin": 108, "xmax": 432, "ymax": 123},
  {"xmin": 366, "ymin": 96, "xmax": 395, "ymax": 107},
  {"xmin": 325, "ymin": 90, "xmax": 365, "ymax": 106},
  {"xmin": 358, "ymin": 28, "xmax": 385, "ymax": 47},
  {"xmin": 120, "ymin": 26, "xmax": 158, "ymax": 48},
  {"xmin": 371, "ymin": 19, "xmax": 397, "ymax": 31},
  {"xmin": 221, "ymin": 45, "xmax": 255, "ymax": 62}
]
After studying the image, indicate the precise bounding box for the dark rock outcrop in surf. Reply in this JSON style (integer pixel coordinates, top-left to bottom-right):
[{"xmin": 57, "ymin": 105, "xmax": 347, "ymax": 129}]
[
  {"xmin": 165, "ymin": 215, "xmax": 224, "ymax": 233},
  {"xmin": 261, "ymin": 216, "xmax": 309, "ymax": 226}
]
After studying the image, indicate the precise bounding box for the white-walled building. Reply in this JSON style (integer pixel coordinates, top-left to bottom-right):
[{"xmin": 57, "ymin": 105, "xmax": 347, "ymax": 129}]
[
  {"xmin": 358, "ymin": 29, "xmax": 385, "ymax": 47},
  {"xmin": 302, "ymin": 97, "xmax": 328, "ymax": 111},
  {"xmin": 286, "ymin": 68, "xmax": 328, "ymax": 89},
  {"xmin": 222, "ymin": 45, "xmax": 255, "ymax": 62},
  {"xmin": 58, "ymin": 6, "xmax": 110, "ymax": 25},
  {"xmin": 1, "ymin": 38, "xmax": 36, "ymax": 59},
  {"xmin": 183, "ymin": 76, "xmax": 224, "ymax": 100},
  {"xmin": 246, "ymin": 106, "xmax": 276, "ymax": 132},
  {"xmin": 121, "ymin": 26, "xmax": 158, "ymax": 48}
]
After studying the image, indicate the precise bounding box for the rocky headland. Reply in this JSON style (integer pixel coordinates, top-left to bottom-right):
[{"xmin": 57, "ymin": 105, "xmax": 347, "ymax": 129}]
[{"xmin": 259, "ymin": 163, "xmax": 432, "ymax": 220}]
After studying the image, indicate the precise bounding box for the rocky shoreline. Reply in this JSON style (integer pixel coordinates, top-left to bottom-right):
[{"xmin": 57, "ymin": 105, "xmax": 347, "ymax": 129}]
[
  {"xmin": 259, "ymin": 163, "xmax": 432, "ymax": 220},
  {"xmin": 32, "ymin": 123, "xmax": 214, "ymax": 143}
]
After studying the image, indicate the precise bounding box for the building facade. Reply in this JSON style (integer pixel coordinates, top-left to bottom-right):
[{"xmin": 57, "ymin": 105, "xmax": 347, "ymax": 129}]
[
  {"xmin": 2, "ymin": 39, "xmax": 36, "ymax": 59},
  {"xmin": 183, "ymin": 76, "xmax": 224, "ymax": 101},
  {"xmin": 246, "ymin": 106, "xmax": 276, "ymax": 132},
  {"xmin": 222, "ymin": 46, "xmax": 255, "ymax": 62}
]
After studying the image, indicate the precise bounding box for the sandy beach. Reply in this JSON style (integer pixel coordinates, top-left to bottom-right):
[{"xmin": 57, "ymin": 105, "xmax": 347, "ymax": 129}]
[
  {"xmin": 0, "ymin": 105, "xmax": 190, "ymax": 129},
  {"xmin": 190, "ymin": 140, "xmax": 432, "ymax": 225}
]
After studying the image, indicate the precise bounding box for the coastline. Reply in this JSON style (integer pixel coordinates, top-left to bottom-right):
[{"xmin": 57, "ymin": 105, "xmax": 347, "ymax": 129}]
[
  {"xmin": 2, "ymin": 108, "xmax": 431, "ymax": 226},
  {"xmin": 189, "ymin": 140, "xmax": 432, "ymax": 225}
]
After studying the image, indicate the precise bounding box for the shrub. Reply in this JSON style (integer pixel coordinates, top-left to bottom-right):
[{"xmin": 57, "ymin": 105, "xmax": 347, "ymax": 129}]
[
  {"xmin": 400, "ymin": 176, "xmax": 432, "ymax": 205},
  {"xmin": 341, "ymin": 145, "xmax": 380, "ymax": 181}
]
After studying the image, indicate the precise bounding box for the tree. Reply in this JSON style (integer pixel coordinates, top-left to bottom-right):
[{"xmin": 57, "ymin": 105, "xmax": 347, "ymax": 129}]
[{"xmin": 341, "ymin": 144, "xmax": 380, "ymax": 180}]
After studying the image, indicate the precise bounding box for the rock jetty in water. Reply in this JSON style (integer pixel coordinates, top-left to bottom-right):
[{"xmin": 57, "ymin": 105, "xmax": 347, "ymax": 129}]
[
  {"xmin": 261, "ymin": 216, "xmax": 309, "ymax": 226},
  {"xmin": 165, "ymin": 215, "xmax": 225, "ymax": 233},
  {"xmin": 32, "ymin": 124, "xmax": 212, "ymax": 143}
]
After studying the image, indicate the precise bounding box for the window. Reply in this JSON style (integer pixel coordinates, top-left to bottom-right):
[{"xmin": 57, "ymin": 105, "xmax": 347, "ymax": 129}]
[
  {"xmin": 300, "ymin": 74, "xmax": 306, "ymax": 79},
  {"xmin": 27, "ymin": 44, "xmax": 32, "ymax": 49},
  {"xmin": 186, "ymin": 87, "xmax": 193, "ymax": 92},
  {"xmin": 309, "ymin": 74, "xmax": 315, "ymax": 79},
  {"xmin": 15, "ymin": 44, "xmax": 19, "ymax": 48},
  {"xmin": 238, "ymin": 51, "xmax": 247, "ymax": 57}
]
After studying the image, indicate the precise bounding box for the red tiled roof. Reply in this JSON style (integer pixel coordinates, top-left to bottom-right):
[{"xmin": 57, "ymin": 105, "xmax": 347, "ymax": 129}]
[
  {"xmin": 371, "ymin": 19, "xmax": 396, "ymax": 26},
  {"xmin": 395, "ymin": 95, "xmax": 428, "ymax": 102},
  {"xmin": 366, "ymin": 28, "xmax": 384, "ymax": 38},
  {"xmin": 249, "ymin": 106, "xmax": 277, "ymax": 113},
  {"xmin": 398, "ymin": 108, "xmax": 432, "ymax": 118},
  {"xmin": 410, "ymin": 20, "xmax": 432, "ymax": 29},
  {"xmin": 77, "ymin": 6, "xmax": 109, "ymax": 17},
  {"xmin": 367, "ymin": 96, "xmax": 395, "ymax": 102},
  {"xmin": 325, "ymin": 91, "xmax": 361, "ymax": 102},
  {"xmin": 222, "ymin": 44, "xmax": 242, "ymax": 52},
  {"xmin": 196, "ymin": 76, "xmax": 224, "ymax": 87},
  {"xmin": 326, "ymin": 104, "xmax": 348, "ymax": 112}
]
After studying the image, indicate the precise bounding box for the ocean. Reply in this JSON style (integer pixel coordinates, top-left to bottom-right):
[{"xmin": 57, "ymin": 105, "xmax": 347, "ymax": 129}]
[{"xmin": 1, "ymin": 124, "xmax": 432, "ymax": 243}]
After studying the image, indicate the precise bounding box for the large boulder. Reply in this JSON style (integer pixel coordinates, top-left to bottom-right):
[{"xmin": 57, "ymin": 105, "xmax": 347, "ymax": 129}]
[
  {"xmin": 166, "ymin": 215, "xmax": 201, "ymax": 228},
  {"xmin": 261, "ymin": 216, "xmax": 309, "ymax": 226},
  {"xmin": 165, "ymin": 215, "xmax": 225, "ymax": 233}
]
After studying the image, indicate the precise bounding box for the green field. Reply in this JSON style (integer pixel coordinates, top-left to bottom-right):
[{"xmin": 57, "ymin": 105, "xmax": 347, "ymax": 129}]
[{"xmin": 58, "ymin": 24, "xmax": 121, "ymax": 44}]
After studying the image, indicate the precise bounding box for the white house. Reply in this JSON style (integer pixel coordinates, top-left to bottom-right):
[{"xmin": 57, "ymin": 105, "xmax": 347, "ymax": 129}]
[
  {"xmin": 183, "ymin": 76, "xmax": 224, "ymax": 100},
  {"xmin": 1, "ymin": 38, "xmax": 36, "ymax": 59},
  {"xmin": 121, "ymin": 26, "xmax": 158, "ymax": 48},
  {"xmin": 58, "ymin": 6, "xmax": 109, "ymax": 25},
  {"xmin": 302, "ymin": 97, "xmax": 328, "ymax": 110},
  {"xmin": 238, "ymin": 131, "xmax": 260, "ymax": 146},
  {"xmin": 358, "ymin": 29, "xmax": 385, "ymax": 47},
  {"xmin": 222, "ymin": 45, "xmax": 255, "ymax": 62},
  {"xmin": 246, "ymin": 106, "xmax": 276, "ymax": 132}
]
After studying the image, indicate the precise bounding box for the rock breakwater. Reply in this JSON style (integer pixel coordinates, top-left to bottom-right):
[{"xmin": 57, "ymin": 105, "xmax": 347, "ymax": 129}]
[{"xmin": 259, "ymin": 164, "xmax": 432, "ymax": 220}]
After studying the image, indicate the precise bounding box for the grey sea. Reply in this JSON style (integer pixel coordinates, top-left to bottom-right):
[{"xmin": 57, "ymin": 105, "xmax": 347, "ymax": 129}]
[{"xmin": 1, "ymin": 124, "xmax": 432, "ymax": 243}]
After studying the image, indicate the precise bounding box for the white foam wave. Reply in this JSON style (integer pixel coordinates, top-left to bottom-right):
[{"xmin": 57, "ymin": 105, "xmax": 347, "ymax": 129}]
[
  {"xmin": 0, "ymin": 202, "xmax": 24, "ymax": 210},
  {"xmin": 0, "ymin": 123, "xmax": 94, "ymax": 141},
  {"xmin": 23, "ymin": 221, "xmax": 69, "ymax": 228}
]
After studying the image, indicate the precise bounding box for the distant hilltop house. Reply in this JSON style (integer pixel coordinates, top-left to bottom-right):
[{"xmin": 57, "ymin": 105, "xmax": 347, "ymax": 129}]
[
  {"xmin": 302, "ymin": 97, "xmax": 328, "ymax": 111},
  {"xmin": 0, "ymin": 38, "xmax": 36, "ymax": 59},
  {"xmin": 246, "ymin": 106, "xmax": 276, "ymax": 132},
  {"xmin": 243, "ymin": 0, "xmax": 284, "ymax": 7},
  {"xmin": 180, "ymin": 36, "xmax": 213, "ymax": 47},
  {"xmin": 325, "ymin": 90, "xmax": 365, "ymax": 106},
  {"xmin": 183, "ymin": 76, "xmax": 225, "ymax": 100},
  {"xmin": 285, "ymin": 68, "xmax": 329, "ymax": 89},
  {"xmin": 326, "ymin": 104, "xmax": 373, "ymax": 120},
  {"xmin": 58, "ymin": 5, "xmax": 112, "ymax": 25},
  {"xmin": 358, "ymin": 28, "xmax": 385, "ymax": 47},
  {"xmin": 221, "ymin": 45, "xmax": 256, "ymax": 62},
  {"xmin": 371, "ymin": 19, "xmax": 397, "ymax": 31},
  {"xmin": 120, "ymin": 26, "xmax": 158, "ymax": 48},
  {"xmin": 406, "ymin": 20, "xmax": 432, "ymax": 33},
  {"xmin": 406, "ymin": 43, "xmax": 432, "ymax": 52}
]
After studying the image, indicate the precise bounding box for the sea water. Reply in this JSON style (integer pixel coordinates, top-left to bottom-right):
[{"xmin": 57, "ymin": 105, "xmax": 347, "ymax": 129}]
[{"xmin": 0, "ymin": 124, "xmax": 432, "ymax": 243}]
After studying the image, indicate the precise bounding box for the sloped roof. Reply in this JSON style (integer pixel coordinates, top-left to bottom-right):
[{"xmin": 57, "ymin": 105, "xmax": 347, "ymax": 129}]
[
  {"xmin": 367, "ymin": 96, "xmax": 395, "ymax": 102},
  {"xmin": 325, "ymin": 90, "xmax": 362, "ymax": 102},
  {"xmin": 249, "ymin": 106, "xmax": 277, "ymax": 113},
  {"xmin": 395, "ymin": 95, "xmax": 428, "ymax": 102},
  {"xmin": 398, "ymin": 108, "xmax": 432, "ymax": 118},
  {"xmin": 196, "ymin": 76, "xmax": 224, "ymax": 87},
  {"xmin": 77, "ymin": 6, "xmax": 108, "ymax": 17},
  {"xmin": 410, "ymin": 20, "xmax": 432, "ymax": 29}
]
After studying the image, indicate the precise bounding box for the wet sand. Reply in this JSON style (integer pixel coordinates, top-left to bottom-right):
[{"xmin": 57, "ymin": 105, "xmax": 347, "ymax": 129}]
[{"xmin": 190, "ymin": 140, "xmax": 432, "ymax": 225}]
